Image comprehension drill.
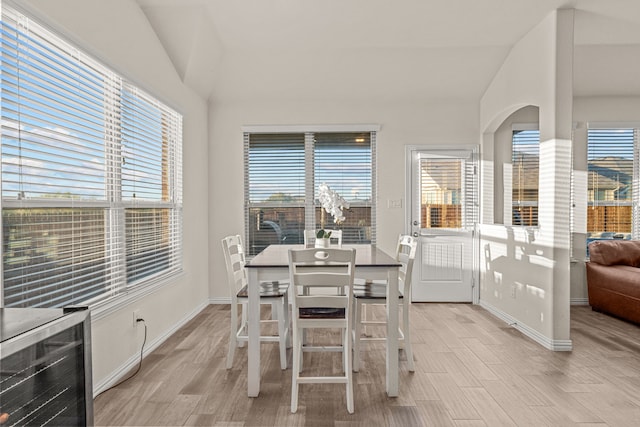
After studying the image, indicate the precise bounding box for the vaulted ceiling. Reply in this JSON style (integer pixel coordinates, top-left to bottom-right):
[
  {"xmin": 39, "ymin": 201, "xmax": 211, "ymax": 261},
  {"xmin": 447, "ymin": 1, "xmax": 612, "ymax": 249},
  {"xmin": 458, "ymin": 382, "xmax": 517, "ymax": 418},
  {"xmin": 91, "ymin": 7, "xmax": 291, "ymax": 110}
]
[{"xmin": 135, "ymin": 0, "xmax": 640, "ymax": 103}]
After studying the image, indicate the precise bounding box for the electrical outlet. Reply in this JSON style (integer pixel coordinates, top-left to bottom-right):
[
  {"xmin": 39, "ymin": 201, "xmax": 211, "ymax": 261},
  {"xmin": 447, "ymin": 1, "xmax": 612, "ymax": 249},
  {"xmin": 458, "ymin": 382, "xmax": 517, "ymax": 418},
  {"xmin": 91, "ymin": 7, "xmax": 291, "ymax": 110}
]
[
  {"xmin": 510, "ymin": 285, "xmax": 516, "ymax": 298},
  {"xmin": 133, "ymin": 310, "xmax": 142, "ymax": 326}
]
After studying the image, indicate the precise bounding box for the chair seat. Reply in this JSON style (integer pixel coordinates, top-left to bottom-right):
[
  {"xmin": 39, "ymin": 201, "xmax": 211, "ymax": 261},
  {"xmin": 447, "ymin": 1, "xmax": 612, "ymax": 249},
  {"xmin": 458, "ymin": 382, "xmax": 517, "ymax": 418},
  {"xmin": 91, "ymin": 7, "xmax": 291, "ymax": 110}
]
[
  {"xmin": 299, "ymin": 307, "xmax": 346, "ymax": 318},
  {"xmin": 237, "ymin": 281, "xmax": 289, "ymax": 298},
  {"xmin": 353, "ymin": 283, "xmax": 404, "ymax": 299}
]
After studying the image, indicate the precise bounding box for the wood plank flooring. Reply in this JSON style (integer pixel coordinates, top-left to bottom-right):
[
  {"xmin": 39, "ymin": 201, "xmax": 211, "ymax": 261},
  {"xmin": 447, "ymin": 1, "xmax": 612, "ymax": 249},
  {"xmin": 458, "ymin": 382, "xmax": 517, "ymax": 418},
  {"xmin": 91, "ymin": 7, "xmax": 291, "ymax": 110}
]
[{"xmin": 94, "ymin": 304, "xmax": 640, "ymax": 426}]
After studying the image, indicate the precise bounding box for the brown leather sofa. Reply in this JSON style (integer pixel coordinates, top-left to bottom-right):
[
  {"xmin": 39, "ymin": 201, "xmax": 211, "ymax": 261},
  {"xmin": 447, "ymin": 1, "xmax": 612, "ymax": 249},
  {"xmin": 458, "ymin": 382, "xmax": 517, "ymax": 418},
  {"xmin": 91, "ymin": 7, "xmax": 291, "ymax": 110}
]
[{"xmin": 586, "ymin": 239, "xmax": 640, "ymax": 325}]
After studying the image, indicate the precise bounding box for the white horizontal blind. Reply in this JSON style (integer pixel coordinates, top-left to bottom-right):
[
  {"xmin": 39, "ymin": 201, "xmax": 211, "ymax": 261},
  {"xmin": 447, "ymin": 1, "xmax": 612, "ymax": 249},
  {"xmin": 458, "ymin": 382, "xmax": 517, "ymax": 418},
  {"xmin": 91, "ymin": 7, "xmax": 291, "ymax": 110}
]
[
  {"xmin": 2, "ymin": 208, "xmax": 118, "ymax": 307},
  {"xmin": 512, "ymin": 129, "xmax": 539, "ymax": 226},
  {"xmin": 121, "ymin": 85, "xmax": 182, "ymax": 203},
  {"xmin": 463, "ymin": 151, "xmax": 479, "ymax": 229},
  {"xmin": 1, "ymin": 9, "xmax": 113, "ymax": 200},
  {"xmin": 586, "ymin": 128, "xmax": 634, "ymax": 244},
  {"xmin": 247, "ymin": 133, "xmax": 306, "ymax": 204},
  {"xmin": 314, "ymin": 132, "xmax": 372, "ymax": 243},
  {"xmin": 245, "ymin": 133, "xmax": 305, "ymax": 256},
  {"xmin": 121, "ymin": 84, "xmax": 183, "ymax": 284},
  {"xmin": 0, "ymin": 5, "xmax": 183, "ymax": 308}
]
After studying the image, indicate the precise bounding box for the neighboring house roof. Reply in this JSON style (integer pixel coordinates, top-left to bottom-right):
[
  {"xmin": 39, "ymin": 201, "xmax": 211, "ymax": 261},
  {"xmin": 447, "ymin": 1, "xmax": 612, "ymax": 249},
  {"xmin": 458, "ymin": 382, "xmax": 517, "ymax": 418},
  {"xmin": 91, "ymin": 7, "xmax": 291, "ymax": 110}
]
[{"xmin": 588, "ymin": 157, "xmax": 633, "ymax": 192}]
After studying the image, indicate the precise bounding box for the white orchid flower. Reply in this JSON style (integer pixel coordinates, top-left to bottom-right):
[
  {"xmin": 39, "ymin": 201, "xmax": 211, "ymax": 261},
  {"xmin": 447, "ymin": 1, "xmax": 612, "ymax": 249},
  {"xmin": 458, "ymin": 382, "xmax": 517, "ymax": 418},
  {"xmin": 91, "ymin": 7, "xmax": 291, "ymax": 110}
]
[{"xmin": 318, "ymin": 183, "xmax": 350, "ymax": 224}]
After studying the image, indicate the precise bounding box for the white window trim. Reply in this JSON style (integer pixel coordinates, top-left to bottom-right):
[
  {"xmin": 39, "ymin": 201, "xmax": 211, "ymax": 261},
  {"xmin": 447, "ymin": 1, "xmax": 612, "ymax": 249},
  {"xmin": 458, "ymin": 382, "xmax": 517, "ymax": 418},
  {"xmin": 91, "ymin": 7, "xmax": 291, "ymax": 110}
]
[{"xmin": 241, "ymin": 124, "xmax": 380, "ymax": 133}]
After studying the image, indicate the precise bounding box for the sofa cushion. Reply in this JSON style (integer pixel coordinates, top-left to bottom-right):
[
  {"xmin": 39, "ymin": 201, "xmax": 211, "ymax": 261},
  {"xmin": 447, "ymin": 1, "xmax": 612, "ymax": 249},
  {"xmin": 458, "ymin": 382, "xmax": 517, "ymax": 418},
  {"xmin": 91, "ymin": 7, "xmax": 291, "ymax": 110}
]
[
  {"xmin": 586, "ymin": 263, "xmax": 640, "ymax": 297},
  {"xmin": 586, "ymin": 263, "xmax": 640, "ymax": 325},
  {"xmin": 588, "ymin": 239, "xmax": 640, "ymax": 267}
]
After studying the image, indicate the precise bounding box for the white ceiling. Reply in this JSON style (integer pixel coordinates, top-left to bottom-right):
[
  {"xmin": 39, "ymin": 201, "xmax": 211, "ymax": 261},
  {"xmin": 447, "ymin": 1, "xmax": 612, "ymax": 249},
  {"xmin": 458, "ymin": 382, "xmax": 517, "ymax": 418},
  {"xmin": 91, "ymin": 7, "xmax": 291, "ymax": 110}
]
[{"xmin": 135, "ymin": 0, "xmax": 640, "ymax": 102}]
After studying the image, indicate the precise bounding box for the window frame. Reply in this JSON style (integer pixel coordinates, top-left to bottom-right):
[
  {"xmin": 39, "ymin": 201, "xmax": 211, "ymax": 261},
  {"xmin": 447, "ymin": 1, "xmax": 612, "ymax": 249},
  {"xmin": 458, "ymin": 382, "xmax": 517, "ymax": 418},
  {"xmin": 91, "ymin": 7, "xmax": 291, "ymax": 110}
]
[
  {"xmin": 242, "ymin": 124, "xmax": 379, "ymax": 257},
  {"xmin": 509, "ymin": 123, "xmax": 540, "ymax": 227},
  {"xmin": 584, "ymin": 125, "xmax": 638, "ymax": 256},
  {"xmin": 0, "ymin": 3, "xmax": 184, "ymax": 315}
]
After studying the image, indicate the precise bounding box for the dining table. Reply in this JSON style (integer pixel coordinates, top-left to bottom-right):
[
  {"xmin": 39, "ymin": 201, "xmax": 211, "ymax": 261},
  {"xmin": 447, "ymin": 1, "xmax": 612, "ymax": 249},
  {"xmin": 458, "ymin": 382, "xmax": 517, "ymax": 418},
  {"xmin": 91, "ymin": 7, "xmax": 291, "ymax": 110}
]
[{"xmin": 245, "ymin": 244, "xmax": 401, "ymax": 398}]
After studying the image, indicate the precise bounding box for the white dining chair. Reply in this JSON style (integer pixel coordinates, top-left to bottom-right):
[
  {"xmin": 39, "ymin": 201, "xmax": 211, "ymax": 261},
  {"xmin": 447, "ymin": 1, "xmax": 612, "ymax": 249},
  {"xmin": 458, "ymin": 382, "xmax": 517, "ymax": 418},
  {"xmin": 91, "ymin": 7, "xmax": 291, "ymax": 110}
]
[
  {"xmin": 221, "ymin": 235, "xmax": 289, "ymax": 370},
  {"xmin": 303, "ymin": 229, "xmax": 343, "ymax": 247},
  {"xmin": 352, "ymin": 234, "xmax": 418, "ymax": 372},
  {"xmin": 288, "ymin": 247, "xmax": 356, "ymax": 414}
]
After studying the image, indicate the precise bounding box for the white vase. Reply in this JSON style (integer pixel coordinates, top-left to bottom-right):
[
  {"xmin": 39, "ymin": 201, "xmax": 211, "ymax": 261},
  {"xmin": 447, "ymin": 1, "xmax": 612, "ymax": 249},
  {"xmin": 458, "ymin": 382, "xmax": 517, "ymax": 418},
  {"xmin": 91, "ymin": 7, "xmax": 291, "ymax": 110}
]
[{"xmin": 315, "ymin": 238, "xmax": 330, "ymax": 248}]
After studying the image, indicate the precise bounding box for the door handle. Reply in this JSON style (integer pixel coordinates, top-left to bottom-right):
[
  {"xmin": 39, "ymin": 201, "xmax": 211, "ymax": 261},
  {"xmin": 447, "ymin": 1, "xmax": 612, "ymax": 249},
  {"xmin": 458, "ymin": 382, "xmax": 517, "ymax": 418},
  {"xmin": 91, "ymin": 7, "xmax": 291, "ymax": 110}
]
[{"xmin": 413, "ymin": 232, "xmax": 419, "ymax": 237}]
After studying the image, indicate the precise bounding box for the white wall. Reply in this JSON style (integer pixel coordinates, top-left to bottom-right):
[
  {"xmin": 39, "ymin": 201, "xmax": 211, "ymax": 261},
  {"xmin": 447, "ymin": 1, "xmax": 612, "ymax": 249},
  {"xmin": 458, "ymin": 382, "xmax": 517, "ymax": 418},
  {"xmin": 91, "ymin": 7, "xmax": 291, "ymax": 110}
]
[
  {"xmin": 21, "ymin": 0, "xmax": 210, "ymax": 391},
  {"xmin": 479, "ymin": 10, "xmax": 574, "ymax": 350},
  {"xmin": 208, "ymin": 99, "xmax": 480, "ymax": 300}
]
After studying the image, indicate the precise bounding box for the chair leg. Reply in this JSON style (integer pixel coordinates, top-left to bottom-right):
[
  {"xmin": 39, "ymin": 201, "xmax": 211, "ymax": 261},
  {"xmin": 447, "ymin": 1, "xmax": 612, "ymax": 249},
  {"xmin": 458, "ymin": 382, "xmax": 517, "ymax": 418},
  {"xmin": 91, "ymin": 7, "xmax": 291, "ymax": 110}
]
[
  {"xmin": 352, "ymin": 299, "xmax": 362, "ymax": 372},
  {"xmin": 238, "ymin": 302, "xmax": 247, "ymax": 348},
  {"xmin": 346, "ymin": 375, "xmax": 354, "ymax": 413},
  {"xmin": 277, "ymin": 299, "xmax": 288, "ymax": 370},
  {"xmin": 291, "ymin": 326, "xmax": 301, "ymax": 413},
  {"xmin": 402, "ymin": 302, "xmax": 415, "ymax": 372},
  {"xmin": 226, "ymin": 302, "xmax": 239, "ymax": 369},
  {"xmin": 345, "ymin": 324, "xmax": 354, "ymax": 414},
  {"xmin": 298, "ymin": 331, "xmax": 304, "ymax": 373},
  {"xmin": 284, "ymin": 293, "xmax": 292, "ymax": 348}
]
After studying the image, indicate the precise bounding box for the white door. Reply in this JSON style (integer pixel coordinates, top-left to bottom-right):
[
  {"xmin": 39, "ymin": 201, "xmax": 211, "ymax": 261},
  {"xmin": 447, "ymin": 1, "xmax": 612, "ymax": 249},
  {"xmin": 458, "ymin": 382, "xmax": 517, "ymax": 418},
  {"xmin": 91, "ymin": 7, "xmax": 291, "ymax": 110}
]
[{"xmin": 407, "ymin": 147, "xmax": 478, "ymax": 302}]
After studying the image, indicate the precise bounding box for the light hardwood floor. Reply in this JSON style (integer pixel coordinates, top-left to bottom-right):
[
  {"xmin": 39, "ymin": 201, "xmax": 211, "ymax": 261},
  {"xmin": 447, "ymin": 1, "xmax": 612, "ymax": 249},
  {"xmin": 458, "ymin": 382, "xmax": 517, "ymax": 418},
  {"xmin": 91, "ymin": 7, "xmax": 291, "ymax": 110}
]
[{"xmin": 94, "ymin": 303, "xmax": 640, "ymax": 426}]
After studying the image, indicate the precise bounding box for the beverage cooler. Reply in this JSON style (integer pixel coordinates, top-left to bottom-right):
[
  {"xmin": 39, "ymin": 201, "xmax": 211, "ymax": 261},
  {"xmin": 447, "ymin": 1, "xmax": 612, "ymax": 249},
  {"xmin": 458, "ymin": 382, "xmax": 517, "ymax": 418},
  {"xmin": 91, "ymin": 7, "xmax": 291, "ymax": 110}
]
[{"xmin": 0, "ymin": 306, "xmax": 93, "ymax": 426}]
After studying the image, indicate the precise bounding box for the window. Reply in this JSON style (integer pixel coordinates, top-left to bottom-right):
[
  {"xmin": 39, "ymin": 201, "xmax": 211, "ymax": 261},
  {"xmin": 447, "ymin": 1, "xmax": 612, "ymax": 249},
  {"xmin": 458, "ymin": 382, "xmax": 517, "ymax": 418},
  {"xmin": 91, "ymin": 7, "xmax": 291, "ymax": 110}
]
[
  {"xmin": 1, "ymin": 5, "xmax": 183, "ymax": 308},
  {"xmin": 244, "ymin": 129, "xmax": 376, "ymax": 256},
  {"xmin": 421, "ymin": 158, "xmax": 463, "ymax": 228},
  {"xmin": 512, "ymin": 128, "xmax": 539, "ymax": 226},
  {"xmin": 586, "ymin": 128, "xmax": 635, "ymax": 249}
]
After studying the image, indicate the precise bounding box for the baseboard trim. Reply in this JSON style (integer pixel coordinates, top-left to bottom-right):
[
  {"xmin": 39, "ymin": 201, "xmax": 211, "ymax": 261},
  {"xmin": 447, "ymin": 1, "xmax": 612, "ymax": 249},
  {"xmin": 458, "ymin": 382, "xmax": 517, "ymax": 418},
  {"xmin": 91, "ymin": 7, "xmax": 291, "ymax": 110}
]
[
  {"xmin": 93, "ymin": 300, "xmax": 209, "ymax": 397},
  {"xmin": 570, "ymin": 298, "xmax": 589, "ymax": 306},
  {"xmin": 210, "ymin": 297, "xmax": 231, "ymax": 304},
  {"xmin": 478, "ymin": 300, "xmax": 573, "ymax": 351}
]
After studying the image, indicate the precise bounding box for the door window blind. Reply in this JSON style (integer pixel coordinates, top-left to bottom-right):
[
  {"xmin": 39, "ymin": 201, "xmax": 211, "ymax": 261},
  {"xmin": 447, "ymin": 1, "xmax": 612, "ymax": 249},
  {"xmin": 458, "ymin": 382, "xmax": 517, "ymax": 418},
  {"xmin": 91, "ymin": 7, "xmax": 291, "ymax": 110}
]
[
  {"xmin": 512, "ymin": 129, "xmax": 539, "ymax": 226},
  {"xmin": 418, "ymin": 151, "xmax": 477, "ymax": 230},
  {"xmin": 1, "ymin": 5, "xmax": 183, "ymax": 308},
  {"xmin": 420, "ymin": 158, "xmax": 462, "ymax": 228}
]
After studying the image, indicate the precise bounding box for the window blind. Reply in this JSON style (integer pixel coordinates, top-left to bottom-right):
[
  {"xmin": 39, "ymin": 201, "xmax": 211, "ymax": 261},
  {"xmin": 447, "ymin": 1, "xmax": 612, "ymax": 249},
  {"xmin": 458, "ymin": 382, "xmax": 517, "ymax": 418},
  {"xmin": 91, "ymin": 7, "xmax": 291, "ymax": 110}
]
[
  {"xmin": 247, "ymin": 133, "xmax": 306, "ymax": 204},
  {"xmin": 463, "ymin": 151, "xmax": 479, "ymax": 229},
  {"xmin": 121, "ymin": 85, "xmax": 182, "ymax": 203},
  {"xmin": 512, "ymin": 129, "xmax": 539, "ymax": 226},
  {"xmin": 121, "ymin": 84, "xmax": 183, "ymax": 285},
  {"xmin": 245, "ymin": 133, "xmax": 305, "ymax": 256},
  {"xmin": 586, "ymin": 128, "xmax": 634, "ymax": 242},
  {"xmin": 2, "ymin": 208, "xmax": 119, "ymax": 307},
  {"xmin": 314, "ymin": 132, "xmax": 372, "ymax": 243},
  {"xmin": 1, "ymin": 8, "xmax": 112, "ymax": 200},
  {"xmin": 1, "ymin": 5, "xmax": 183, "ymax": 308}
]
